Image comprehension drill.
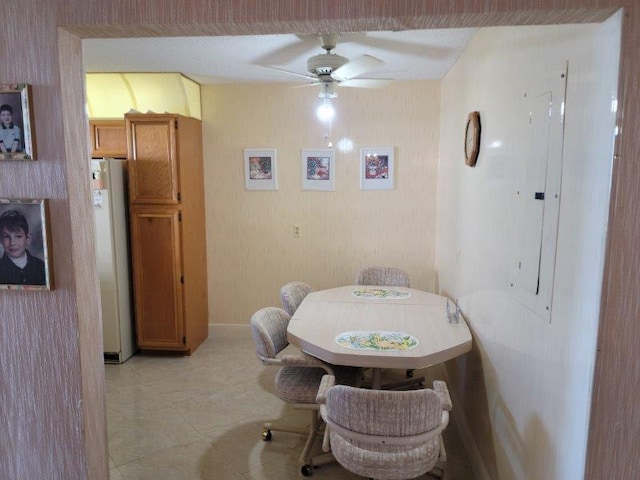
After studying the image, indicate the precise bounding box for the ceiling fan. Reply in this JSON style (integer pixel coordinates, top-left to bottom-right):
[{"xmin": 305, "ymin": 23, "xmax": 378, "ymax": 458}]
[{"xmin": 269, "ymin": 33, "xmax": 393, "ymax": 98}]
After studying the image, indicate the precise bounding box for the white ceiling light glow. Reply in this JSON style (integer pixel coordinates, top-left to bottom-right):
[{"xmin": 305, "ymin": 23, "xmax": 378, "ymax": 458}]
[
  {"xmin": 316, "ymin": 99, "xmax": 335, "ymax": 122},
  {"xmin": 337, "ymin": 137, "xmax": 354, "ymax": 152}
]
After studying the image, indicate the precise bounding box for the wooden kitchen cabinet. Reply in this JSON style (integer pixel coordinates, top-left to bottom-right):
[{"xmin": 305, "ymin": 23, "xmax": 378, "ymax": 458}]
[
  {"xmin": 89, "ymin": 119, "xmax": 127, "ymax": 158},
  {"xmin": 126, "ymin": 113, "xmax": 208, "ymax": 354},
  {"xmin": 129, "ymin": 207, "xmax": 184, "ymax": 350},
  {"xmin": 126, "ymin": 115, "xmax": 180, "ymax": 204}
]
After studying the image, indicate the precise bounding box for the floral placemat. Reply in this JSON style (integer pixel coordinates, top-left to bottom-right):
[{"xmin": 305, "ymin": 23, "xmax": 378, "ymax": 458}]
[
  {"xmin": 335, "ymin": 331, "xmax": 419, "ymax": 351},
  {"xmin": 351, "ymin": 288, "xmax": 411, "ymax": 299}
]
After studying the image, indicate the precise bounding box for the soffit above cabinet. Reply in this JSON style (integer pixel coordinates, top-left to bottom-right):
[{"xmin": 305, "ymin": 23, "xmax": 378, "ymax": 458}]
[{"xmin": 85, "ymin": 72, "xmax": 201, "ymax": 120}]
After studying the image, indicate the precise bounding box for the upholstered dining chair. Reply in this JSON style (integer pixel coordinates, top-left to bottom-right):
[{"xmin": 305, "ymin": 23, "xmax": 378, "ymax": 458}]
[
  {"xmin": 280, "ymin": 281, "xmax": 313, "ymax": 316},
  {"xmin": 317, "ymin": 375, "xmax": 452, "ymax": 480},
  {"xmin": 355, "ymin": 266, "xmax": 410, "ymax": 288},
  {"xmin": 250, "ymin": 307, "xmax": 361, "ymax": 476}
]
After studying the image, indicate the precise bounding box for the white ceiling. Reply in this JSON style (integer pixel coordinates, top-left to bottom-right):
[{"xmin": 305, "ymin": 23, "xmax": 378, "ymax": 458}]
[{"xmin": 82, "ymin": 29, "xmax": 478, "ymax": 85}]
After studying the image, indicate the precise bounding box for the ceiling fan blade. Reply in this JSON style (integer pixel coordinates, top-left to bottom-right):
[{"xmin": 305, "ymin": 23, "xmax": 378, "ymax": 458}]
[
  {"xmin": 332, "ymin": 54, "xmax": 385, "ymax": 81},
  {"xmin": 292, "ymin": 81, "xmax": 321, "ymax": 88},
  {"xmin": 339, "ymin": 78, "xmax": 393, "ymax": 88},
  {"xmin": 259, "ymin": 65, "xmax": 317, "ymax": 81}
]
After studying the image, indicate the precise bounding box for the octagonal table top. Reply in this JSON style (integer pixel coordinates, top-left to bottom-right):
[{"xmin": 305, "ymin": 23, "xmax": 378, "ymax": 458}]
[{"xmin": 287, "ymin": 286, "xmax": 472, "ymax": 370}]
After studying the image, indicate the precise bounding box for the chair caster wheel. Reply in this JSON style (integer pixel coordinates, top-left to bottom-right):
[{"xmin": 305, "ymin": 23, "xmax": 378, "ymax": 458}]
[
  {"xmin": 301, "ymin": 464, "xmax": 313, "ymax": 476},
  {"xmin": 406, "ymin": 369, "xmax": 414, "ymax": 378},
  {"xmin": 262, "ymin": 430, "xmax": 272, "ymax": 441}
]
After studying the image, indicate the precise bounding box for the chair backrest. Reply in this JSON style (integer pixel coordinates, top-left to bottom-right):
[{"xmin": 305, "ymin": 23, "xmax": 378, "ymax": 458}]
[
  {"xmin": 324, "ymin": 384, "xmax": 446, "ymax": 479},
  {"xmin": 355, "ymin": 266, "xmax": 410, "ymax": 287},
  {"xmin": 250, "ymin": 307, "xmax": 290, "ymax": 359},
  {"xmin": 326, "ymin": 385, "xmax": 442, "ymax": 438},
  {"xmin": 279, "ymin": 281, "xmax": 312, "ymax": 316}
]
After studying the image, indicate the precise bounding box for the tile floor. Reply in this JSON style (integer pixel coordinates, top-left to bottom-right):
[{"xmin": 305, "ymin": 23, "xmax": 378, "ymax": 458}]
[{"xmin": 106, "ymin": 325, "xmax": 477, "ymax": 480}]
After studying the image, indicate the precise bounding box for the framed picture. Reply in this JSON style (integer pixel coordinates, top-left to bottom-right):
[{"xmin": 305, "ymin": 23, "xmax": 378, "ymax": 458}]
[
  {"xmin": 360, "ymin": 146, "xmax": 394, "ymax": 190},
  {"xmin": 244, "ymin": 148, "xmax": 277, "ymax": 190},
  {"xmin": 0, "ymin": 199, "xmax": 53, "ymax": 290},
  {"xmin": 0, "ymin": 84, "xmax": 36, "ymax": 161},
  {"xmin": 301, "ymin": 148, "xmax": 335, "ymax": 191}
]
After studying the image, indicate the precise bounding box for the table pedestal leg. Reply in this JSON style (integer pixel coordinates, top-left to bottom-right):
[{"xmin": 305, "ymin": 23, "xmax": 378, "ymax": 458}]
[{"xmin": 371, "ymin": 368, "xmax": 382, "ymax": 389}]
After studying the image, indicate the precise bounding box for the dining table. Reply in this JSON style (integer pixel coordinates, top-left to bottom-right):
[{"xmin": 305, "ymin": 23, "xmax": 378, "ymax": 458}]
[{"xmin": 287, "ymin": 285, "xmax": 472, "ymax": 389}]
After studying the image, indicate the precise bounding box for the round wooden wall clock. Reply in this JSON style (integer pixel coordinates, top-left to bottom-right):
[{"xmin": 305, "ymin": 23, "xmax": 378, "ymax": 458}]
[{"xmin": 464, "ymin": 111, "xmax": 481, "ymax": 167}]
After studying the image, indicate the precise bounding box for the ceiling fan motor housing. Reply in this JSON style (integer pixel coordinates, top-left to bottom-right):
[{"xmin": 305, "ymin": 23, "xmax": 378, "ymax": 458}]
[{"xmin": 307, "ymin": 53, "xmax": 349, "ymax": 76}]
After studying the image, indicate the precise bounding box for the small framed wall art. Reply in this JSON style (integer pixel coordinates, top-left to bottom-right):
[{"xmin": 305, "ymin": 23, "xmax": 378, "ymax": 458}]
[
  {"xmin": 0, "ymin": 84, "xmax": 36, "ymax": 161},
  {"xmin": 301, "ymin": 148, "xmax": 335, "ymax": 191},
  {"xmin": 0, "ymin": 198, "xmax": 53, "ymax": 290},
  {"xmin": 360, "ymin": 146, "xmax": 394, "ymax": 190},
  {"xmin": 244, "ymin": 148, "xmax": 278, "ymax": 191}
]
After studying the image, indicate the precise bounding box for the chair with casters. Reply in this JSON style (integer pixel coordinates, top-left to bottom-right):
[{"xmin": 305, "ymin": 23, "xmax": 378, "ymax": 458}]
[
  {"xmin": 317, "ymin": 374, "xmax": 452, "ymax": 480},
  {"xmin": 250, "ymin": 307, "xmax": 361, "ymax": 476},
  {"xmin": 280, "ymin": 281, "xmax": 313, "ymax": 316},
  {"xmin": 355, "ymin": 266, "xmax": 410, "ymax": 288}
]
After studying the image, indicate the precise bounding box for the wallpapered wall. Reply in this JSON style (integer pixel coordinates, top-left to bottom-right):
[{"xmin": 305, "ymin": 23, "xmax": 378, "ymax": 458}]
[
  {"xmin": 201, "ymin": 81, "xmax": 440, "ymax": 324},
  {"xmin": 437, "ymin": 20, "xmax": 620, "ymax": 480}
]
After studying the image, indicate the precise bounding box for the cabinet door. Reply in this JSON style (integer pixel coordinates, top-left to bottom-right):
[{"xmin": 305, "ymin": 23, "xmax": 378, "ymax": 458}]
[
  {"xmin": 130, "ymin": 206, "xmax": 184, "ymax": 350},
  {"xmin": 127, "ymin": 116, "xmax": 179, "ymax": 204},
  {"xmin": 90, "ymin": 120, "xmax": 126, "ymax": 158}
]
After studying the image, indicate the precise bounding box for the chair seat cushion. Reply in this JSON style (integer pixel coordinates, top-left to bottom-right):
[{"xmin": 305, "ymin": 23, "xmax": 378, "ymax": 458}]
[
  {"xmin": 276, "ymin": 366, "xmax": 362, "ymax": 404},
  {"xmin": 276, "ymin": 366, "xmax": 326, "ymax": 404}
]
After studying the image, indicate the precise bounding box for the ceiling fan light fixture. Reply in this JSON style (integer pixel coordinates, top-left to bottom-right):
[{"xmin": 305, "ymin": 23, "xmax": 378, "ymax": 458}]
[
  {"xmin": 307, "ymin": 53, "xmax": 349, "ymax": 76},
  {"xmin": 318, "ymin": 81, "xmax": 337, "ymax": 99},
  {"xmin": 316, "ymin": 99, "xmax": 335, "ymax": 122}
]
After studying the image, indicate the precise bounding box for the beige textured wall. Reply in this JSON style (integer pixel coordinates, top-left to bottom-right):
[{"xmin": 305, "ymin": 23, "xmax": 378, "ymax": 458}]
[
  {"xmin": 438, "ymin": 21, "xmax": 620, "ymax": 480},
  {"xmin": 202, "ymin": 81, "xmax": 440, "ymax": 324}
]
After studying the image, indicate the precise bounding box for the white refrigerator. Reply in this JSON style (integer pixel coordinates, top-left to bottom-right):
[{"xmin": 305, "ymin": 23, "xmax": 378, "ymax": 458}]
[{"xmin": 91, "ymin": 158, "xmax": 135, "ymax": 363}]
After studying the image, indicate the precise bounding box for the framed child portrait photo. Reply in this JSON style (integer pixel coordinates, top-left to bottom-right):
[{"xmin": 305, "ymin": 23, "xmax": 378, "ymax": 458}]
[
  {"xmin": 244, "ymin": 148, "xmax": 277, "ymax": 191},
  {"xmin": 0, "ymin": 84, "xmax": 36, "ymax": 161},
  {"xmin": 0, "ymin": 199, "xmax": 53, "ymax": 290}
]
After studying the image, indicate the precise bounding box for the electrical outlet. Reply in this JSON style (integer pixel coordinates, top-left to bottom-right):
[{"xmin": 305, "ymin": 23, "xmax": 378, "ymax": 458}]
[{"xmin": 293, "ymin": 224, "xmax": 301, "ymax": 238}]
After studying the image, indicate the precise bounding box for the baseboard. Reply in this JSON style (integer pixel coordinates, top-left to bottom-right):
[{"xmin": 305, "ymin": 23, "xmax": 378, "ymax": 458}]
[{"xmin": 439, "ymin": 367, "xmax": 494, "ymax": 480}]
